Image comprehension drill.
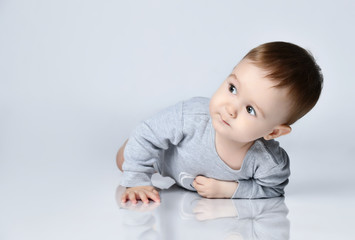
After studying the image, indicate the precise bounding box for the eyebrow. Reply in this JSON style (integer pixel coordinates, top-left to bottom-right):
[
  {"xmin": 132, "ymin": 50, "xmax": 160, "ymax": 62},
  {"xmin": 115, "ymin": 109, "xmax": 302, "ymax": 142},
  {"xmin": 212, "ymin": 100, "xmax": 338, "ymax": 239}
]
[{"xmin": 228, "ymin": 73, "xmax": 266, "ymax": 119}]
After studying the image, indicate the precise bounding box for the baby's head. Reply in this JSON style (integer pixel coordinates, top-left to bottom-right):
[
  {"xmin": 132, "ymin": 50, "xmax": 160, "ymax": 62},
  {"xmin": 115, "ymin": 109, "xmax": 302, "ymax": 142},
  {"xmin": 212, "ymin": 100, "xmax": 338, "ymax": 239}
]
[
  {"xmin": 210, "ymin": 42, "xmax": 323, "ymax": 143},
  {"xmin": 243, "ymin": 41, "xmax": 323, "ymax": 125}
]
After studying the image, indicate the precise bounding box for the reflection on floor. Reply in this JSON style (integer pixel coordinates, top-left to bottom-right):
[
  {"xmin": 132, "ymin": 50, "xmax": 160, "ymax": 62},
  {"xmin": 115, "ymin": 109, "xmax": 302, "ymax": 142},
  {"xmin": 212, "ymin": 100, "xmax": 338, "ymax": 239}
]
[{"xmin": 116, "ymin": 185, "xmax": 290, "ymax": 240}]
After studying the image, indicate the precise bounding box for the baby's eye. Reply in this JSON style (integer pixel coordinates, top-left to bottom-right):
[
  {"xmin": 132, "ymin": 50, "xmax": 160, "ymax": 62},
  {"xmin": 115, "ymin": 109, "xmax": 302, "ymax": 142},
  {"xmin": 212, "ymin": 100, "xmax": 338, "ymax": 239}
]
[
  {"xmin": 246, "ymin": 106, "xmax": 256, "ymax": 116},
  {"xmin": 229, "ymin": 84, "xmax": 237, "ymax": 95}
]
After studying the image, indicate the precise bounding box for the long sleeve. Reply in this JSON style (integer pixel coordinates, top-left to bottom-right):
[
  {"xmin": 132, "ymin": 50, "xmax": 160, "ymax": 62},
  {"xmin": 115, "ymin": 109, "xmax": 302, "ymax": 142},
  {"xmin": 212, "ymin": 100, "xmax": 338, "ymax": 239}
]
[
  {"xmin": 120, "ymin": 102, "xmax": 184, "ymax": 187},
  {"xmin": 232, "ymin": 160, "xmax": 290, "ymax": 198},
  {"xmin": 232, "ymin": 139, "xmax": 290, "ymax": 199}
]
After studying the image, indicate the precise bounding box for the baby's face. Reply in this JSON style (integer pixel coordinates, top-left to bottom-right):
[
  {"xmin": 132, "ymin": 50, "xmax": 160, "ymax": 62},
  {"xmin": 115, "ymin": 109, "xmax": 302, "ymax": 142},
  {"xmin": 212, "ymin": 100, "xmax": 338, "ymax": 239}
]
[{"xmin": 209, "ymin": 59, "xmax": 291, "ymax": 144}]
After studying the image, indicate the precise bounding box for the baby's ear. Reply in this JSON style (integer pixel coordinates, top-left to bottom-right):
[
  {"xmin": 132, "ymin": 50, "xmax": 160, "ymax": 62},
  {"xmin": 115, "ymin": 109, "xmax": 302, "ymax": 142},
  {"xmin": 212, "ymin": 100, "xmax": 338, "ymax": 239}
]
[{"xmin": 263, "ymin": 125, "xmax": 292, "ymax": 140}]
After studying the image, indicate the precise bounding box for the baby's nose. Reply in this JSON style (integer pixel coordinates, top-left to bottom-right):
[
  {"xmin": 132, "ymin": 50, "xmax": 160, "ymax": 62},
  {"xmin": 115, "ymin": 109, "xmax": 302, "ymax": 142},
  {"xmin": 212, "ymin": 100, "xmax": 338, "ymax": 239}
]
[{"xmin": 226, "ymin": 105, "xmax": 237, "ymax": 118}]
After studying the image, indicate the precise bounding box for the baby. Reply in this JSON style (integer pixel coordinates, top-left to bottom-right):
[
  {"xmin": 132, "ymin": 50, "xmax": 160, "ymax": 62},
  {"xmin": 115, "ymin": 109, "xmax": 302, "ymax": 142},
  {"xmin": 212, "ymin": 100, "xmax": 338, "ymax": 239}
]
[{"xmin": 116, "ymin": 41, "xmax": 323, "ymax": 204}]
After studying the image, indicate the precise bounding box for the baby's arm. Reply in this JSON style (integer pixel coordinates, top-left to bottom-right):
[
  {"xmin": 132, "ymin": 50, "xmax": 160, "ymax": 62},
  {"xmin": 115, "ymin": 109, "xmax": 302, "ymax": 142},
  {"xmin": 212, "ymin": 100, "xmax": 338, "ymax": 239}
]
[
  {"xmin": 121, "ymin": 186, "xmax": 160, "ymax": 204},
  {"xmin": 119, "ymin": 102, "xmax": 184, "ymax": 203},
  {"xmin": 193, "ymin": 176, "xmax": 238, "ymax": 199}
]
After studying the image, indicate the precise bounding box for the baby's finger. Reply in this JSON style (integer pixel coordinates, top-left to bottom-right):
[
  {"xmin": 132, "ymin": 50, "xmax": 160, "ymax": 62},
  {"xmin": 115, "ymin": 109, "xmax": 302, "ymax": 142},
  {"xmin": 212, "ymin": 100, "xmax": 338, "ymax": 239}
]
[
  {"xmin": 197, "ymin": 190, "xmax": 207, "ymax": 198},
  {"xmin": 195, "ymin": 176, "xmax": 202, "ymax": 184},
  {"xmin": 145, "ymin": 190, "xmax": 161, "ymax": 203},
  {"xmin": 139, "ymin": 191, "xmax": 149, "ymax": 204},
  {"xmin": 121, "ymin": 193, "xmax": 128, "ymax": 203},
  {"xmin": 193, "ymin": 180, "xmax": 201, "ymax": 190},
  {"xmin": 128, "ymin": 192, "xmax": 138, "ymax": 204}
]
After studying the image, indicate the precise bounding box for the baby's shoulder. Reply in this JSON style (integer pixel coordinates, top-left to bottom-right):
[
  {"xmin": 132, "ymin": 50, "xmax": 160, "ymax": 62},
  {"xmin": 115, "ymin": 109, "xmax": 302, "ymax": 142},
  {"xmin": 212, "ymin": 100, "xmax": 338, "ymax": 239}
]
[
  {"xmin": 251, "ymin": 138, "xmax": 289, "ymax": 166},
  {"xmin": 182, "ymin": 97, "xmax": 210, "ymax": 116},
  {"xmin": 180, "ymin": 97, "xmax": 211, "ymax": 133}
]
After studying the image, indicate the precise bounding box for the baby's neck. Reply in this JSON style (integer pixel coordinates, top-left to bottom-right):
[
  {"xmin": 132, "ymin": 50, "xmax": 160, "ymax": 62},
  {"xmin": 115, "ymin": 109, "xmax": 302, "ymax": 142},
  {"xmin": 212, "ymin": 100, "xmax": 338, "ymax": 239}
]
[{"xmin": 215, "ymin": 133, "xmax": 254, "ymax": 170}]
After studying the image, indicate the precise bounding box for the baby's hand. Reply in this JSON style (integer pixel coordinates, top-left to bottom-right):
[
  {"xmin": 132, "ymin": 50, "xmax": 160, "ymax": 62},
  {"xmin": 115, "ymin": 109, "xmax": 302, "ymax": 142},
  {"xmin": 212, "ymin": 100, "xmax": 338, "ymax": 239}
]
[
  {"xmin": 193, "ymin": 176, "xmax": 238, "ymax": 199},
  {"xmin": 121, "ymin": 186, "xmax": 160, "ymax": 204}
]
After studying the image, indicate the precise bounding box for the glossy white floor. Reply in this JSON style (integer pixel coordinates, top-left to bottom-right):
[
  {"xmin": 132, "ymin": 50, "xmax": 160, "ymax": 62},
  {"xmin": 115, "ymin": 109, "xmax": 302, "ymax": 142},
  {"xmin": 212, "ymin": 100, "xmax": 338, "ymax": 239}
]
[{"xmin": 1, "ymin": 149, "xmax": 354, "ymax": 240}]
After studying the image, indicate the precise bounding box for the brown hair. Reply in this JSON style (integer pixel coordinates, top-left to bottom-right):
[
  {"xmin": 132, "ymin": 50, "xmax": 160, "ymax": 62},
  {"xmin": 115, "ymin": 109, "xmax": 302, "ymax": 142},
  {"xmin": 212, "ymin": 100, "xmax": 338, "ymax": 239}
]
[{"xmin": 243, "ymin": 41, "xmax": 323, "ymax": 125}]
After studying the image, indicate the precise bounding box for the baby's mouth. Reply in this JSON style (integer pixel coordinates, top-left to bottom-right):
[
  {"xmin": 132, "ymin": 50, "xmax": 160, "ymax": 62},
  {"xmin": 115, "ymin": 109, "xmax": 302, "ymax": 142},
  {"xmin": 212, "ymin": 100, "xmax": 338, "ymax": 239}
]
[
  {"xmin": 220, "ymin": 114, "xmax": 230, "ymax": 126},
  {"xmin": 223, "ymin": 119, "xmax": 230, "ymax": 126}
]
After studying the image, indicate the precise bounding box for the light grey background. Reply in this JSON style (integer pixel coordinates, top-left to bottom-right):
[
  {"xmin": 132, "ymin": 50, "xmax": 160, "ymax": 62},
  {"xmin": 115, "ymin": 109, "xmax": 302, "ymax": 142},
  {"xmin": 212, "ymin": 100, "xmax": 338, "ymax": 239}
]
[{"xmin": 1, "ymin": 1, "xmax": 355, "ymax": 239}]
